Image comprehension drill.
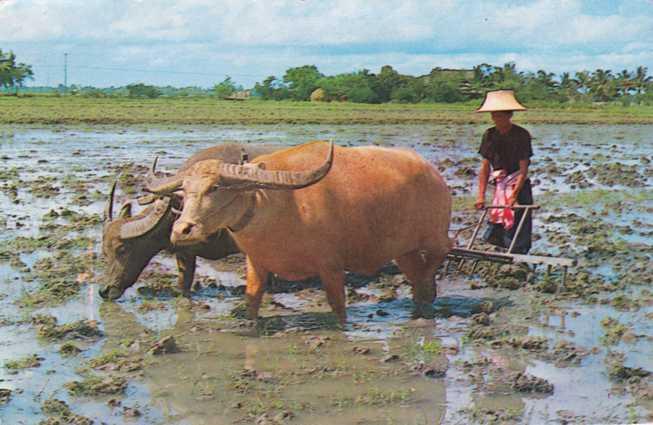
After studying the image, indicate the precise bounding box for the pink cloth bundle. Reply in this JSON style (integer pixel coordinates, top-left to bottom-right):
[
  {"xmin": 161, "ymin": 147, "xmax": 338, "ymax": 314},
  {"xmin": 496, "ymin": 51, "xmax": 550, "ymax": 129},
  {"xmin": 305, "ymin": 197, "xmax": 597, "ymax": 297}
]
[{"xmin": 488, "ymin": 170, "xmax": 521, "ymax": 230}]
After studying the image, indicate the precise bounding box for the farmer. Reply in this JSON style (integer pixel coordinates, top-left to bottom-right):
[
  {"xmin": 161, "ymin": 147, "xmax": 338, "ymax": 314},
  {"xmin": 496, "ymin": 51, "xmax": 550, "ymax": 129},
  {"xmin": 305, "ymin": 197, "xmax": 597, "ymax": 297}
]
[{"xmin": 475, "ymin": 90, "xmax": 533, "ymax": 254}]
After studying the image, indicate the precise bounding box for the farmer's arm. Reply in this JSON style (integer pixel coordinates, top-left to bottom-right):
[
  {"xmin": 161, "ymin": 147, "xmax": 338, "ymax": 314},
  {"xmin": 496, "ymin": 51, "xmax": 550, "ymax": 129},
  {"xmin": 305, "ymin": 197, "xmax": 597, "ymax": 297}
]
[
  {"xmin": 508, "ymin": 159, "xmax": 529, "ymax": 206},
  {"xmin": 476, "ymin": 158, "xmax": 490, "ymax": 209}
]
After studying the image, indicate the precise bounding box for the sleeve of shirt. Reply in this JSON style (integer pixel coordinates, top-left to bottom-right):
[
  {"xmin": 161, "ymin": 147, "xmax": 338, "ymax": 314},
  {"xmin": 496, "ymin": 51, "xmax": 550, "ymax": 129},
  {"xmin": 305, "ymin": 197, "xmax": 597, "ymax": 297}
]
[
  {"xmin": 478, "ymin": 129, "xmax": 492, "ymax": 160},
  {"xmin": 518, "ymin": 129, "xmax": 533, "ymax": 160}
]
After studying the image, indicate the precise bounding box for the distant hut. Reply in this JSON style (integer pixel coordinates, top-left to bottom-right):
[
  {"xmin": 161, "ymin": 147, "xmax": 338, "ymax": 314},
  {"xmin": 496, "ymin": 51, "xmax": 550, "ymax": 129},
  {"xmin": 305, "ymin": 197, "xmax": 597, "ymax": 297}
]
[
  {"xmin": 224, "ymin": 90, "xmax": 251, "ymax": 101},
  {"xmin": 418, "ymin": 67, "xmax": 480, "ymax": 98},
  {"xmin": 310, "ymin": 88, "xmax": 326, "ymax": 102}
]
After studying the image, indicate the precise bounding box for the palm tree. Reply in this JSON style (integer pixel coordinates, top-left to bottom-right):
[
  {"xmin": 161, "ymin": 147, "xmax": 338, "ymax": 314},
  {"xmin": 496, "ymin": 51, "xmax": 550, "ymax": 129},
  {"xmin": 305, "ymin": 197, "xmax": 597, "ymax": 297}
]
[
  {"xmin": 574, "ymin": 71, "xmax": 591, "ymax": 96},
  {"xmin": 536, "ymin": 70, "xmax": 557, "ymax": 92},
  {"xmin": 633, "ymin": 66, "xmax": 652, "ymax": 95},
  {"xmin": 490, "ymin": 62, "xmax": 522, "ymax": 88},
  {"xmin": 471, "ymin": 63, "xmax": 494, "ymax": 92},
  {"xmin": 559, "ymin": 72, "xmax": 574, "ymax": 88},
  {"xmin": 559, "ymin": 72, "xmax": 578, "ymax": 99},
  {"xmin": 616, "ymin": 69, "xmax": 634, "ymax": 96},
  {"xmin": 589, "ymin": 69, "xmax": 616, "ymax": 101}
]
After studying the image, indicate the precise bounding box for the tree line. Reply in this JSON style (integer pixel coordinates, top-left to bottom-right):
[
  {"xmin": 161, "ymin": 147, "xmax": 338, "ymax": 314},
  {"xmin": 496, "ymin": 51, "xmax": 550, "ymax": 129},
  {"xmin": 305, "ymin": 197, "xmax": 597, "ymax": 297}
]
[
  {"xmin": 2, "ymin": 48, "xmax": 652, "ymax": 105},
  {"xmin": 253, "ymin": 63, "xmax": 653, "ymax": 104}
]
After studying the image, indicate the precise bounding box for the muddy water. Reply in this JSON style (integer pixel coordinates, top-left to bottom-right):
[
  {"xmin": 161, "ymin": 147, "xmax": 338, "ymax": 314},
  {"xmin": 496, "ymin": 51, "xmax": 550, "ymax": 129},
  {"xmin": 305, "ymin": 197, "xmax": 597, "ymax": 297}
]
[{"xmin": 0, "ymin": 124, "xmax": 651, "ymax": 424}]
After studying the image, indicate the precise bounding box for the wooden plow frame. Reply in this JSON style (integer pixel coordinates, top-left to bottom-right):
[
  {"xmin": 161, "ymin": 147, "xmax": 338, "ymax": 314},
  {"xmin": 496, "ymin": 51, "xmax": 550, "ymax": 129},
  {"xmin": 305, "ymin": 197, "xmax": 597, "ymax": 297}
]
[{"xmin": 446, "ymin": 205, "xmax": 577, "ymax": 290}]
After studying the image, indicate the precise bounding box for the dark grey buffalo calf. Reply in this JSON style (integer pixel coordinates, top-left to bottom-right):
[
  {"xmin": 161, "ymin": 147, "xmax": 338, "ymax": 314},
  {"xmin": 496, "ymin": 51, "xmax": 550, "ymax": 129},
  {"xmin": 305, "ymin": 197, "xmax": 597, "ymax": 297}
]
[{"xmin": 99, "ymin": 143, "xmax": 279, "ymax": 300}]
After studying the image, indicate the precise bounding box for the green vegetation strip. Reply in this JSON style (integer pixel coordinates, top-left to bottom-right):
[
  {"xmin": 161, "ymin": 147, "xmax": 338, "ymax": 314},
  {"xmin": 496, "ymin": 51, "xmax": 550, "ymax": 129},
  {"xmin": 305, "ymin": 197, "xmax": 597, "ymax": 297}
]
[{"xmin": 2, "ymin": 97, "xmax": 653, "ymax": 125}]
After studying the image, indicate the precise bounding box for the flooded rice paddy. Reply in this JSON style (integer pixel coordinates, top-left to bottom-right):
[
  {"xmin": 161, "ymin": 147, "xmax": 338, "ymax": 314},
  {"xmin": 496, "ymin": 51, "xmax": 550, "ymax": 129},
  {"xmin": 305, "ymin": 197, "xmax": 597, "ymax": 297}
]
[{"xmin": 0, "ymin": 123, "xmax": 651, "ymax": 424}]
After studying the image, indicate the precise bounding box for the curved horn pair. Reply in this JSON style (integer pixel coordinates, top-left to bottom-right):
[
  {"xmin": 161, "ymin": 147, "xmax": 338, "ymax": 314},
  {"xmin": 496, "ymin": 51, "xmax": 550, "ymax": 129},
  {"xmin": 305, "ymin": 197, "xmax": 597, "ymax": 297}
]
[
  {"xmin": 146, "ymin": 142, "xmax": 335, "ymax": 194},
  {"xmin": 104, "ymin": 172, "xmax": 172, "ymax": 239}
]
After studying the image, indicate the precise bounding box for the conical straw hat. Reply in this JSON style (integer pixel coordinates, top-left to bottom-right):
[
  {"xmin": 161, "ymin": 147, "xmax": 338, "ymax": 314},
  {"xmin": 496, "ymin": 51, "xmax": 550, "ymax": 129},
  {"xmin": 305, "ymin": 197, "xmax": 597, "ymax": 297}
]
[{"xmin": 476, "ymin": 90, "xmax": 527, "ymax": 112}]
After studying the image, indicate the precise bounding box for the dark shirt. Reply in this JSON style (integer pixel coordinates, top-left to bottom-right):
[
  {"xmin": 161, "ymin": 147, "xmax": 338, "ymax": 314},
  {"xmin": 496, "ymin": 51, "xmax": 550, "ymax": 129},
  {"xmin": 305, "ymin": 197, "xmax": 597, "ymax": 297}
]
[{"xmin": 478, "ymin": 124, "xmax": 533, "ymax": 174}]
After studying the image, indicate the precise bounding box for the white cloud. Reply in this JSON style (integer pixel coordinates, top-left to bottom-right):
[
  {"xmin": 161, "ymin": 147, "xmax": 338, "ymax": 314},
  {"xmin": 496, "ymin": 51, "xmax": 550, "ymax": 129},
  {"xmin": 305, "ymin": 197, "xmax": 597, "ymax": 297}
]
[{"xmin": 1, "ymin": 0, "xmax": 651, "ymax": 87}]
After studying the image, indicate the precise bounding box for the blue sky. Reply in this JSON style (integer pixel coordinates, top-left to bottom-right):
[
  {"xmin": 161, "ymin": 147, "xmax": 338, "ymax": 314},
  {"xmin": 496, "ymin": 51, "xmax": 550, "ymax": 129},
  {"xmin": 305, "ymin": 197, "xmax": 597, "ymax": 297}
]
[{"xmin": 1, "ymin": 0, "xmax": 652, "ymax": 88}]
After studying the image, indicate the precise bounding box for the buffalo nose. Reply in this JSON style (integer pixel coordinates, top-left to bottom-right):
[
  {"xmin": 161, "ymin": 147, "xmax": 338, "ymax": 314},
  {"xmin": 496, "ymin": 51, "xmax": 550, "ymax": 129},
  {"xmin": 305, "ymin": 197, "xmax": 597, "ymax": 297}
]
[
  {"xmin": 99, "ymin": 286, "xmax": 109, "ymax": 299},
  {"xmin": 179, "ymin": 222, "xmax": 193, "ymax": 235},
  {"xmin": 172, "ymin": 221, "xmax": 194, "ymax": 243}
]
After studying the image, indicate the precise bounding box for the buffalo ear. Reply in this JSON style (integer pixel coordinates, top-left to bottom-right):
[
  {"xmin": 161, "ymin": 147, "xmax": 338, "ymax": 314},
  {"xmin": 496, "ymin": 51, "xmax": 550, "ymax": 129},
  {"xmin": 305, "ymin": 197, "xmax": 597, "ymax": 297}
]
[{"xmin": 119, "ymin": 202, "xmax": 133, "ymax": 218}]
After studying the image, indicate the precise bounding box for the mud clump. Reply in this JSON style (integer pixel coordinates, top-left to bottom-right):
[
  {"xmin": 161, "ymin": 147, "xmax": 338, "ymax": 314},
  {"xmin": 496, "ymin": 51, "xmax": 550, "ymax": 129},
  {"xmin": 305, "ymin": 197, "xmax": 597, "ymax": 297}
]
[
  {"xmin": 464, "ymin": 406, "xmax": 522, "ymax": 425},
  {"xmin": 88, "ymin": 350, "xmax": 143, "ymax": 373},
  {"xmin": 586, "ymin": 162, "xmax": 645, "ymax": 187},
  {"xmin": 381, "ymin": 354, "xmax": 400, "ymax": 363},
  {"xmin": 631, "ymin": 383, "xmax": 653, "ymax": 401},
  {"xmin": 136, "ymin": 272, "xmax": 182, "ymax": 298},
  {"xmin": 480, "ymin": 264, "xmax": 529, "ymax": 290},
  {"xmin": 29, "ymin": 176, "xmax": 60, "ymax": 198},
  {"xmin": 34, "ymin": 315, "xmax": 103, "ymax": 340},
  {"xmin": 19, "ymin": 242, "xmax": 98, "ymax": 307},
  {"xmin": 304, "ymin": 335, "xmax": 330, "ymax": 352},
  {"xmin": 411, "ymin": 358, "xmax": 448, "ymax": 378},
  {"xmin": 65, "ymin": 375, "xmax": 127, "ymax": 397},
  {"xmin": 4, "ymin": 353, "xmax": 44, "ymax": 371},
  {"xmin": 610, "ymin": 294, "xmax": 641, "ymax": 311},
  {"xmin": 148, "ymin": 336, "xmax": 178, "ymax": 355},
  {"xmin": 600, "ymin": 316, "xmax": 628, "ymax": 345},
  {"xmin": 547, "ymin": 340, "xmax": 589, "ymax": 367},
  {"xmin": 471, "ymin": 312, "xmax": 490, "ymax": 326},
  {"xmin": 506, "ymin": 336, "xmax": 548, "ymax": 351},
  {"xmin": 352, "ymin": 346, "xmax": 371, "ymax": 355},
  {"xmin": 511, "ymin": 372, "xmax": 554, "ymax": 394},
  {"xmin": 0, "ymin": 388, "xmax": 11, "ymax": 405},
  {"xmin": 564, "ymin": 170, "xmax": 592, "ymax": 189},
  {"xmin": 465, "ymin": 325, "xmax": 508, "ymax": 342},
  {"xmin": 608, "ymin": 363, "xmax": 651, "ymax": 382},
  {"xmin": 0, "ymin": 235, "xmax": 53, "ymax": 259},
  {"xmin": 59, "ymin": 342, "xmax": 83, "ymax": 357},
  {"xmin": 535, "ymin": 276, "xmax": 558, "ymax": 294},
  {"xmin": 255, "ymin": 411, "xmax": 295, "ymax": 425},
  {"xmin": 606, "ymin": 352, "xmax": 651, "ymax": 383},
  {"xmin": 41, "ymin": 398, "xmax": 93, "ymax": 425}
]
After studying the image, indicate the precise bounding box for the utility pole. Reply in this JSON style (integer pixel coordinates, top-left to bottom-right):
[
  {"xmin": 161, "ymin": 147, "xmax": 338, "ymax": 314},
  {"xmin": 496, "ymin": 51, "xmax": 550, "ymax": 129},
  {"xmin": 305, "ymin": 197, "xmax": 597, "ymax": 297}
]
[{"xmin": 64, "ymin": 53, "xmax": 68, "ymax": 93}]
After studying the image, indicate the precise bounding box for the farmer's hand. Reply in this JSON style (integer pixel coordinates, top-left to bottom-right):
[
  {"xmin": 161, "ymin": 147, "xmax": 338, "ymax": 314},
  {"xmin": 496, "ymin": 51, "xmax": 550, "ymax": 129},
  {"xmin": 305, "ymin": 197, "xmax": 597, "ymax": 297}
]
[
  {"xmin": 508, "ymin": 194, "xmax": 517, "ymax": 206},
  {"xmin": 475, "ymin": 198, "xmax": 485, "ymax": 210}
]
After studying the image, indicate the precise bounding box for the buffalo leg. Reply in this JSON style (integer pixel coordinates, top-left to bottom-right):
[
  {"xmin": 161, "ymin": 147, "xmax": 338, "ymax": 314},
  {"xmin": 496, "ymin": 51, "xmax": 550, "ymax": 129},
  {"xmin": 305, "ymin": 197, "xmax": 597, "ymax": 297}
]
[
  {"xmin": 176, "ymin": 254, "xmax": 196, "ymax": 298},
  {"xmin": 245, "ymin": 256, "xmax": 269, "ymax": 320},
  {"xmin": 319, "ymin": 270, "xmax": 347, "ymax": 325}
]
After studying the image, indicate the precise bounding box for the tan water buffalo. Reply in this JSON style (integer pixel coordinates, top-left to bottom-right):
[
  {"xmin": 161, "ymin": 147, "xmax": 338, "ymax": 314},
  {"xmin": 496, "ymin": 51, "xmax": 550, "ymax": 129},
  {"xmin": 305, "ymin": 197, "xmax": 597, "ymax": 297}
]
[
  {"xmin": 147, "ymin": 141, "xmax": 452, "ymax": 323},
  {"xmin": 99, "ymin": 143, "xmax": 279, "ymax": 300}
]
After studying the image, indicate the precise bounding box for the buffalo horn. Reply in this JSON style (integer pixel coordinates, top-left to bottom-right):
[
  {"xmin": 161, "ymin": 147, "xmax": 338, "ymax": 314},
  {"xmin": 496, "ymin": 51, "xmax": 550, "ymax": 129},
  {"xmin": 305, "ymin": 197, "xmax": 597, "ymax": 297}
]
[
  {"xmin": 147, "ymin": 156, "xmax": 159, "ymax": 181},
  {"xmin": 104, "ymin": 180, "xmax": 117, "ymax": 222},
  {"xmin": 217, "ymin": 141, "xmax": 334, "ymax": 190},
  {"xmin": 119, "ymin": 202, "xmax": 133, "ymax": 218},
  {"xmin": 145, "ymin": 174, "xmax": 184, "ymax": 195},
  {"xmin": 119, "ymin": 197, "xmax": 171, "ymax": 239},
  {"xmin": 137, "ymin": 194, "xmax": 158, "ymax": 205}
]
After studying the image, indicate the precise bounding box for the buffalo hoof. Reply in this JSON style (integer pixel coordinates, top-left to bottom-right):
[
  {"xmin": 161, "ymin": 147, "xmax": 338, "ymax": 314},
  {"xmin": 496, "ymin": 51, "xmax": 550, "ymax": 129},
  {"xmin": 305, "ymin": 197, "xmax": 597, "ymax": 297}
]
[
  {"xmin": 99, "ymin": 286, "xmax": 124, "ymax": 300},
  {"xmin": 413, "ymin": 302, "xmax": 436, "ymax": 319}
]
